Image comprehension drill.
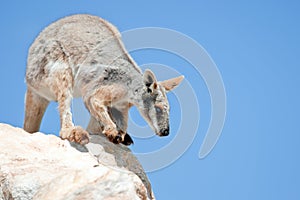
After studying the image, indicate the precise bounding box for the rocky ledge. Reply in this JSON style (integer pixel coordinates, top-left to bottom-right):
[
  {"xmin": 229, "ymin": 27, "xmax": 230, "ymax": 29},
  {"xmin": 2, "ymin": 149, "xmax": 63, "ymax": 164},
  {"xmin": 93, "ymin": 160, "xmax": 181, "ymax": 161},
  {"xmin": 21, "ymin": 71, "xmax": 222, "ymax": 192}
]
[{"xmin": 0, "ymin": 123, "xmax": 154, "ymax": 200}]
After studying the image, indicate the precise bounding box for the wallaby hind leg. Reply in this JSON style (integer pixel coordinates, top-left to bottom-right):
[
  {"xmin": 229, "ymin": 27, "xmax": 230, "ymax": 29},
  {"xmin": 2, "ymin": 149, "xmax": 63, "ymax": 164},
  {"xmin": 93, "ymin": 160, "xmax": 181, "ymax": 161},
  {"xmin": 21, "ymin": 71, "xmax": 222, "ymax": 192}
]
[{"xmin": 24, "ymin": 88, "xmax": 49, "ymax": 133}]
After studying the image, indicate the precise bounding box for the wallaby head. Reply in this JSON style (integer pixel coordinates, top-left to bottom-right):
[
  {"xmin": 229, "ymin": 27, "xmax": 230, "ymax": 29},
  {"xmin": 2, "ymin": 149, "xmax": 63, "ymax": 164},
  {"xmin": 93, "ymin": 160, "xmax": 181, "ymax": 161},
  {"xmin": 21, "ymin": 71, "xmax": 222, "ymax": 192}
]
[{"xmin": 136, "ymin": 69, "xmax": 184, "ymax": 137}]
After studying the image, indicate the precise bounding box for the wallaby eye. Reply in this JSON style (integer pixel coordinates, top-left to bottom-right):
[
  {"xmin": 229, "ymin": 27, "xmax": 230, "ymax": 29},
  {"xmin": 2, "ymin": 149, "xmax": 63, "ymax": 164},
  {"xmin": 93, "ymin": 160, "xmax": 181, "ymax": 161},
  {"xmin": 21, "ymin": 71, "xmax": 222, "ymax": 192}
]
[{"xmin": 155, "ymin": 106, "xmax": 162, "ymax": 113}]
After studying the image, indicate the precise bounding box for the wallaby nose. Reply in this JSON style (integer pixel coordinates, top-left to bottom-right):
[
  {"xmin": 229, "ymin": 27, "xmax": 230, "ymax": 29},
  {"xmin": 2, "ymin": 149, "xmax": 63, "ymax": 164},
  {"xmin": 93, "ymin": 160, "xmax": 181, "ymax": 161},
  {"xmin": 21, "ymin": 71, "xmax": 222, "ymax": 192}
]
[{"xmin": 160, "ymin": 128, "xmax": 169, "ymax": 136}]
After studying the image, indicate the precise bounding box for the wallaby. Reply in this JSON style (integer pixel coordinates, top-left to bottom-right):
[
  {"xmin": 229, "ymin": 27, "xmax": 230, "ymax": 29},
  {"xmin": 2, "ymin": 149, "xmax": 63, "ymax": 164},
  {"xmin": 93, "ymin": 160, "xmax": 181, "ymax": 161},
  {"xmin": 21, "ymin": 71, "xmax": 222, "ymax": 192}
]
[{"xmin": 24, "ymin": 14, "xmax": 184, "ymax": 145}]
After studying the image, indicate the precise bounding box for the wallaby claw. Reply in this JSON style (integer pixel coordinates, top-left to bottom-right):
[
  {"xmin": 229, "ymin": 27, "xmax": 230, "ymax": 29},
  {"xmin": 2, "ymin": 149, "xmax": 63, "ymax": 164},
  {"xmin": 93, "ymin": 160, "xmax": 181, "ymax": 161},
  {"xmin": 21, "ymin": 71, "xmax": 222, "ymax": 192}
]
[{"xmin": 122, "ymin": 133, "xmax": 134, "ymax": 146}]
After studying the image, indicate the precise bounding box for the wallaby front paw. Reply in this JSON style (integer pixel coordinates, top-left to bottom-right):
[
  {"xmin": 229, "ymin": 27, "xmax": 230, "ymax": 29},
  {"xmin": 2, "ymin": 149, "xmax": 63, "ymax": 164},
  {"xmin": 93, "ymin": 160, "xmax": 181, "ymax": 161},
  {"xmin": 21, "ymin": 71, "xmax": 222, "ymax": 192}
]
[
  {"xmin": 104, "ymin": 128, "xmax": 133, "ymax": 145},
  {"xmin": 60, "ymin": 126, "xmax": 90, "ymax": 145},
  {"xmin": 104, "ymin": 128, "xmax": 122, "ymax": 144},
  {"xmin": 103, "ymin": 127, "xmax": 120, "ymax": 144},
  {"xmin": 120, "ymin": 131, "xmax": 134, "ymax": 146}
]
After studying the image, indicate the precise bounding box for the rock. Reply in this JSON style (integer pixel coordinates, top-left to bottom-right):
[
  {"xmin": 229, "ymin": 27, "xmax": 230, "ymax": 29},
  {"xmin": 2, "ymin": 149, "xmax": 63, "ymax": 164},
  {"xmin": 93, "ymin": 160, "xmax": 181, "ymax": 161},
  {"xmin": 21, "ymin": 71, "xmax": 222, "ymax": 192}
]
[
  {"xmin": 86, "ymin": 134, "xmax": 154, "ymax": 199},
  {"xmin": 0, "ymin": 123, "xmax": 155, "ymax": 200}
]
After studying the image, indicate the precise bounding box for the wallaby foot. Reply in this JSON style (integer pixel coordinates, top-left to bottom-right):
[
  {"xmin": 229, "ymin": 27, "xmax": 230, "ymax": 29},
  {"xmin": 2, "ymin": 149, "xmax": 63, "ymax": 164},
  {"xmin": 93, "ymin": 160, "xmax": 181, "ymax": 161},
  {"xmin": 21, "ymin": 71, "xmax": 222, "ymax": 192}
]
[
  {"xmin": 60, "ymin": 126, "xmax": 89, "ymax": 145},
  {"xmin": 102, "ymin": 126, "xmax": 133, "ymax": 145},
  {"xmin": 106, "ymin": 130, "xmax": 133, "ymax": 145},
  {"xmin": 87, "ymin": 116, "xmax": 133, "ymax": 145},
  {"xmin": 103, "ymin": 126, "xmax": 121, "ymax": 144},
  {"xmin": 121, "ymin": 131, "xmax": 134, "ymax": 146}
]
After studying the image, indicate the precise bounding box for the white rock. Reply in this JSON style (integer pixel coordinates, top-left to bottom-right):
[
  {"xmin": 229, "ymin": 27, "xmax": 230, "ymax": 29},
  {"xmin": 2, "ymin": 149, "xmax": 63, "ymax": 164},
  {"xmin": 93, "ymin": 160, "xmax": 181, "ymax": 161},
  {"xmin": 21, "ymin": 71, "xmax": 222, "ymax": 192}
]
[{"xmin": 0, "ymin": 123, "xmax": 153, "ymax": 200}]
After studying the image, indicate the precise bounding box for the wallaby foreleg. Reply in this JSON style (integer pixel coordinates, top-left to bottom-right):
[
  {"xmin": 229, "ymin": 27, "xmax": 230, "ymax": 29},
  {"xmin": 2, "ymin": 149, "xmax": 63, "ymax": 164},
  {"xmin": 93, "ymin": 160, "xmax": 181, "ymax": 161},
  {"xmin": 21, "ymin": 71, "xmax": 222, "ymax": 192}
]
[
  {"xmin": 87, "ymin": 99, "xmax": 122, "ymax": 143},
  {"xmin": 51, "ymin": 67, "xmax": 89, "ymax": 145}
]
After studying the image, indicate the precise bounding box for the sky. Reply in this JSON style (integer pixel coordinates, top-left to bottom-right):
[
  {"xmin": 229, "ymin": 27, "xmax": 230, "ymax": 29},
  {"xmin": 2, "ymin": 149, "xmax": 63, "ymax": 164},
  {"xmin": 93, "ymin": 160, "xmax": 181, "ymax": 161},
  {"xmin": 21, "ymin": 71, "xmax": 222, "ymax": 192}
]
[{"xmin": 0, "ymin": 0, "xmax": 300, "ymax": 199}]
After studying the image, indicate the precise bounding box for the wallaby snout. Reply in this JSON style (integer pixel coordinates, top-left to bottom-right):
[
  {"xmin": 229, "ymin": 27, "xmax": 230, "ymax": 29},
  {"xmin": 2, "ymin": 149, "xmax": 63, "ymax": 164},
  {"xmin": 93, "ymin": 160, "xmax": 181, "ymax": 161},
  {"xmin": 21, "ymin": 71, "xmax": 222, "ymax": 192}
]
[{"xmin": 159, "ymin": 127, "xmax": 170, "ymax": 137}]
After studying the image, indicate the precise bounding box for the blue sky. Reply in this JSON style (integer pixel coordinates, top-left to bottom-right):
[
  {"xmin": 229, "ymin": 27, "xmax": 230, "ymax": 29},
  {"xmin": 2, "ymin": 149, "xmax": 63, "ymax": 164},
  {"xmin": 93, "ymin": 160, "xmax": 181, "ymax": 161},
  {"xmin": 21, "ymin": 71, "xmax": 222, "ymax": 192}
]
[{"xmin": 1, "ymin": 0, "xmax": 300, "ymax": 199}]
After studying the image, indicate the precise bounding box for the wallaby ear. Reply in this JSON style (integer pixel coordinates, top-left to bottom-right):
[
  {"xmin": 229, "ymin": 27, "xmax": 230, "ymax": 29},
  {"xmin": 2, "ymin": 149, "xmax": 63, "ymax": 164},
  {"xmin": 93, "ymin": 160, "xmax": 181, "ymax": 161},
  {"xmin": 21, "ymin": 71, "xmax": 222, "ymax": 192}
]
[
  {"xmin": 143, "ymin": 69, "xmax": 157, "ymax": 85},
  {"xmin": 143, "ymin": 69, "xmax": 158, "ymax": 93},
  {"xmin": 160, "ymin": 75, "xmax": 184, "ymax": 91}
]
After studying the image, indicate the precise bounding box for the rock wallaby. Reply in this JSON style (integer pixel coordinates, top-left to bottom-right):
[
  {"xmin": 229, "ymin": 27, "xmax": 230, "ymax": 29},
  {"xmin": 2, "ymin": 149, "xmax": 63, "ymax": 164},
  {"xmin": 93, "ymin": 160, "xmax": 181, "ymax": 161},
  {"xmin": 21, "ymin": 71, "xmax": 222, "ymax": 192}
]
[{"xmin": 24, "ymin": 14, "xmax": 184, "ymax": 145}]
